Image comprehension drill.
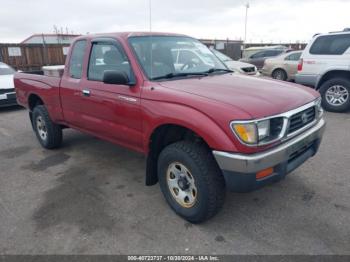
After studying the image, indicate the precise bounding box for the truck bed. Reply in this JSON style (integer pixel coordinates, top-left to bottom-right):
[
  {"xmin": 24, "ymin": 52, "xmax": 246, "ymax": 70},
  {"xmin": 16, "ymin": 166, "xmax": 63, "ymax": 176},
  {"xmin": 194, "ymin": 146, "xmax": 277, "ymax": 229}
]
[{"xmin": 14, "ymin": 71, "xmax": 63, "ymax": 121}]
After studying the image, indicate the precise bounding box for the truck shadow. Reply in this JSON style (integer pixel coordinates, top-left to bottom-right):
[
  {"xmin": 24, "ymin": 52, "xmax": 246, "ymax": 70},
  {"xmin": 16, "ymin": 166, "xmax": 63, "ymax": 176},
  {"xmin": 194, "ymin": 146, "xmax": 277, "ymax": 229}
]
[{"xmin": 32, "ymin": 131, "xmax": 146, "ymax": 235}]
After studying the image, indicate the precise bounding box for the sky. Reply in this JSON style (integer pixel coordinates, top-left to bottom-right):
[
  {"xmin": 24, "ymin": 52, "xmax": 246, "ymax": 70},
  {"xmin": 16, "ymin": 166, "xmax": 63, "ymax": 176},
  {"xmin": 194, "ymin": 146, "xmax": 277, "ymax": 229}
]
[{"xmin": 0, "ymin": 0, "xmax": 349, "ymax": 43}]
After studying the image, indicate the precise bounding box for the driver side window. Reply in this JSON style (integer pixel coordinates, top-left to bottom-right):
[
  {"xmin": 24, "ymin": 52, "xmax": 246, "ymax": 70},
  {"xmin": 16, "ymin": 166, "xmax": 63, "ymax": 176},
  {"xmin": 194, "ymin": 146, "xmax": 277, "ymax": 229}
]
[{"xmin": 88, "ymin": 42, "xmax": 131, "ymax": 81}]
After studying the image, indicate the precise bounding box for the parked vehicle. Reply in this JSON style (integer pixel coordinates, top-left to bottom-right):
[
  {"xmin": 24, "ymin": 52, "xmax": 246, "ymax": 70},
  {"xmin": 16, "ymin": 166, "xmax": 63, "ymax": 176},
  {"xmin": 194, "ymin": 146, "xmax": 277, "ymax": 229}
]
[
  {"xmin": 0, "ymin": 62, "xmax": 17, "ymax": 107},
  {"xmin": 211, "ymin": 49, "xmax": 259, "ymax": 76},
  {"xmin": 296, "ymin": 29, "xmax": 350, "ymax": 112},
  {"xmin": 240, "ymin": 49, "xmax": 286, "ymax": 70},
  {"xmin": 261, "ymin": 51, "xmax": 302, "ymax": 81},
  {"xmin": 14, "ymin": 32, "xmax": 325, "ymax": 223},
  {"xmin": 242, "ymin": 45, "xmax": 289, "ymax": 59}
]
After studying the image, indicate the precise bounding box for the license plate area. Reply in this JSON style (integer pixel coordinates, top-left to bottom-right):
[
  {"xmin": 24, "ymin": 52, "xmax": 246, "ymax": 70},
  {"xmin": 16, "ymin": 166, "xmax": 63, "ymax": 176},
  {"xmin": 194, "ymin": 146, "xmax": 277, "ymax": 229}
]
[{"xmin": 288, "ymin": 140, "xmax": 314, "ymax": 163}]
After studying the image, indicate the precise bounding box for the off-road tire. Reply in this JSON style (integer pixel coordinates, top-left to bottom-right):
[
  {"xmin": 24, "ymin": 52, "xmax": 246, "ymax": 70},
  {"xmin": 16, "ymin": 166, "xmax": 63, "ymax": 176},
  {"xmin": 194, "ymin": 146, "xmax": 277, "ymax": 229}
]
[
  {"xmin": 32, "ymin": 105, "xmax": 63, "ymax": 149},
  {"xmin": 158, "ymin": 141, "xmax": 225, "ymax": 223}
]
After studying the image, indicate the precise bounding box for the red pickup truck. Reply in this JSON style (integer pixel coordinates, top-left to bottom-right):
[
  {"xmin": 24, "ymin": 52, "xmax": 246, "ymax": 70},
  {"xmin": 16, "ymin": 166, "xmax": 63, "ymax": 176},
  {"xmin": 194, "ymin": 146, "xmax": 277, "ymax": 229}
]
[{"xmin": 14, "ymin": 32, "xmax": 325, "ymax": 223}]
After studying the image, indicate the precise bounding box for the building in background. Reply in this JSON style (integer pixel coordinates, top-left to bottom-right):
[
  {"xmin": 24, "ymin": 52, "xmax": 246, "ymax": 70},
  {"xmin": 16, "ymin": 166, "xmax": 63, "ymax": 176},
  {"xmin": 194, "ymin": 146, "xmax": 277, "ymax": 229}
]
[{"xmin": 21, "ymin": 34, "xmax": 79, "ymax": 45}]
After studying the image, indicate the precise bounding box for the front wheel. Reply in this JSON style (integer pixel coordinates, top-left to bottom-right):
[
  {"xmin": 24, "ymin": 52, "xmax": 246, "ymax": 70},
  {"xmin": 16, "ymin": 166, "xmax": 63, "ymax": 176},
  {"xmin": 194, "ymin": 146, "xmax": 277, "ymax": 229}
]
[
  {"xmin": 319, "ymin": 78, "xmax": 350, "ymax": 112},
  {"xmin": 158, "ymin": 141, "xmax": 225, "ymax": 223},
  {"xmin": 32, "ymin": 105, "xmax": 63, "ymax": 149}
]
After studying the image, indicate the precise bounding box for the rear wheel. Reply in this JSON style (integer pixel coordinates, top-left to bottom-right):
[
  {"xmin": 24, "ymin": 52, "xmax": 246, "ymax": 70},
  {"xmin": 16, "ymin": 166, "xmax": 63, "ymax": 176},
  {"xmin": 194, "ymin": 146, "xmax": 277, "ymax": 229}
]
[
  {"xmin": 319, "ymin": 78, "xmax": 350, "ymax": 112},
  {"xmin": 272, "ymin": 69, "xmax": 287, "ymax": 81},
  {"xmin": 32, "ymin": 105, "xmax": 63, "ymax": 149},
  {"xmin": 158, "ymin": 141, "xmax": 225, "ymax": 223}
]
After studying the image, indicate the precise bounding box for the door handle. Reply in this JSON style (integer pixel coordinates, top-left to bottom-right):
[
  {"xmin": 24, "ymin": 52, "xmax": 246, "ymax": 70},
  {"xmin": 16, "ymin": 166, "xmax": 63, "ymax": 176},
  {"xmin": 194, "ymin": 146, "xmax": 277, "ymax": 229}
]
[{"xmin": 82, "ymin": 89, "xmax": 90, "ymax": 97}]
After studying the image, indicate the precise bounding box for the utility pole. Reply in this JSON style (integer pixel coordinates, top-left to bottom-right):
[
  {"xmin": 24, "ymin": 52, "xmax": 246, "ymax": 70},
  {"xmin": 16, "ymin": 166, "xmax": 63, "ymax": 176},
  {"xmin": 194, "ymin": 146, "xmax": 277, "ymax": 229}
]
[{"xmin": 243, "ymin": 2, "xmax": 250, "ymax": 50}]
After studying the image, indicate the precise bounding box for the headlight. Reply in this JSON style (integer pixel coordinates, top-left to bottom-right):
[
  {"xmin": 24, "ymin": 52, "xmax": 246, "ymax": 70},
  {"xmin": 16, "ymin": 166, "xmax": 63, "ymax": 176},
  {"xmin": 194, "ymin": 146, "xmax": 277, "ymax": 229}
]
[
  {"xmin": 257, "ymin": 120, "xmax": 270, "ymax": 140},
  {"xmin": 231, "ymin": 118, "xmax": 284, "ymax": 146},
  {"xmin": 315, "ymin": 97, "xmax": 324, "ymax": 118},
  {"xmin": 232, "ymin": 119, "xmax": 271, "ymax": 145}
]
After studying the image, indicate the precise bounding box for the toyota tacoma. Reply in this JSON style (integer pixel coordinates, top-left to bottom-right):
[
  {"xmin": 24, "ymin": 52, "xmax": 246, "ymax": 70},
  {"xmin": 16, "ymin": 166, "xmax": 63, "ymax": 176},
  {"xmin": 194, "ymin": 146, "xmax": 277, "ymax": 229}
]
[{"xmin": 14, "ymin": 32, "xmax": 325, "ymax": 223}]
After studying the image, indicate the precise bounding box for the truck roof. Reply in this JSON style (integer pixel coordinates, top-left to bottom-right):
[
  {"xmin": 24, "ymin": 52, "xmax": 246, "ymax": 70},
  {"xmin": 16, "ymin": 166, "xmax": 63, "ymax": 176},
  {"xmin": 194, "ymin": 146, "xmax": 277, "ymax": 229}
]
[{"xmin": 74, "ymin": 32, "xmax": 187, "ymax": 41}]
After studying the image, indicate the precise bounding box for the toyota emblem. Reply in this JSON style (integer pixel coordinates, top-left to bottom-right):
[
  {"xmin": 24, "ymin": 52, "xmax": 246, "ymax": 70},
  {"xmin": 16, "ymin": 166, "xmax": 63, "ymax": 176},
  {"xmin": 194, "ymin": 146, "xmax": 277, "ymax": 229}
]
[{"xmin": 301, "ymin": 112, "xmax": 308, "ymax": 124}]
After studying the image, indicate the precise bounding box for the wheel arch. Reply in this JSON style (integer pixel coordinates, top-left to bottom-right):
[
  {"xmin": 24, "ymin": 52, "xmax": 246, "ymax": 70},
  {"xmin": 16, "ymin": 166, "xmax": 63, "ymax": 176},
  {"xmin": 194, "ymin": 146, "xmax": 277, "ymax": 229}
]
[
  {"xmin": 316, "ymin": 70, "xmax": 350, "ymax": 90},
  {"xmin": 28, "ymin": 93, "xmax": 44, "ymax": 111},
  {"xmin": 27, "ymin": 93, "xmax": 45, "ymax": 125},
  {"xmin": 145, "ymin": 120, "xmax": 234, "ymax": 186}
]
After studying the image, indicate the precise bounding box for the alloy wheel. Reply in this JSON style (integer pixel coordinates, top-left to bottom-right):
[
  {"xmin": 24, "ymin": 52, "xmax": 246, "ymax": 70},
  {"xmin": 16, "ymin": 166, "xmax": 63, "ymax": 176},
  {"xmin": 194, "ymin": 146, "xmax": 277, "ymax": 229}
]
[{"xmin": 325, "ymin": 85, "xmax": 349, "ymax": 106}]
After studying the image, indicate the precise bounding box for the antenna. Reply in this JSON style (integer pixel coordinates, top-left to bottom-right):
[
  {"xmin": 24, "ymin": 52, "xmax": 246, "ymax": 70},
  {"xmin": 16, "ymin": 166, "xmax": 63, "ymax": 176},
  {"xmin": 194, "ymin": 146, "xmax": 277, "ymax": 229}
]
[
  {"xmin": 149, "ymin": 0, "xmax": 153, "ymax": 79},
  {"xmin": 149, "ymin": 0, "xmax": 152, "ymax": 32}
]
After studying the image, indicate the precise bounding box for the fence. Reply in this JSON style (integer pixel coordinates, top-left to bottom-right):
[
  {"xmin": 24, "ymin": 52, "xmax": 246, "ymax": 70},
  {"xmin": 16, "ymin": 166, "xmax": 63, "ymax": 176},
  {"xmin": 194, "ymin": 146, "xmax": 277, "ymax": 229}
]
[
  {"xmin": 201, "ymin": 39, "xmax": 243, "ymax": 60},
  {"xmin": 0, "ymin": 41, "xmax": 307, "ymax": 71},
  {"xmin": 0, "ymin": 43, "xmax": 70, "ymax": 71},
  {"xmin": 245, "ymin": 43, "xmax": 307, "ymax": 50}
]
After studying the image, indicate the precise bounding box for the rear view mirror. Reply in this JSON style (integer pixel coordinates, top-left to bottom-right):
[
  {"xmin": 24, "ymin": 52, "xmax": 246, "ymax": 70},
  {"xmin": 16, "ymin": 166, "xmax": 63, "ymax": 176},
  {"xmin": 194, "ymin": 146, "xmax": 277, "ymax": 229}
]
[{"xmin": 103, "ymin": 70, "xmax": 130, "ymax": 85}]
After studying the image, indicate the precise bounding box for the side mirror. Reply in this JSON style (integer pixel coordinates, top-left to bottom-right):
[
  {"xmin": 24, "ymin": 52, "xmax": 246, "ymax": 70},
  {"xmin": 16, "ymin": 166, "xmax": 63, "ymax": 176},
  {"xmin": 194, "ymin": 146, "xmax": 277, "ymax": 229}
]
[{"xmin": 103, "ymin": 70, "xmax": 130, "ymax": 85}]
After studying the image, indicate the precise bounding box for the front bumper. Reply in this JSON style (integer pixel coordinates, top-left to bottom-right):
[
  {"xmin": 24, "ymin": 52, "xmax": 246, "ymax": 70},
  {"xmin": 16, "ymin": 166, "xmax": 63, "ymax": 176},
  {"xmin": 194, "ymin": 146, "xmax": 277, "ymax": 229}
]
[
  {"xmin": 0, "ymin": 92, "xmax": 17, "ymax": 107},
  {"xmin": 213, "ymin": 118, "xmax": 325, "ymax": 192}
]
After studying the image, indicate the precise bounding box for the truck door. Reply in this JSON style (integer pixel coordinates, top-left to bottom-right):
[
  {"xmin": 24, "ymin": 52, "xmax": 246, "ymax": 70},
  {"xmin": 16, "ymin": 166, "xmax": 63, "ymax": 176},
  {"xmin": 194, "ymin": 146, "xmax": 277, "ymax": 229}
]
[
  {"xmin": 60, "ymin": 40, "xmax": 89, "ymax": 127},
  {"xmin": 78, "ymin": 39, "xmax": 143, "ymax": 151}
]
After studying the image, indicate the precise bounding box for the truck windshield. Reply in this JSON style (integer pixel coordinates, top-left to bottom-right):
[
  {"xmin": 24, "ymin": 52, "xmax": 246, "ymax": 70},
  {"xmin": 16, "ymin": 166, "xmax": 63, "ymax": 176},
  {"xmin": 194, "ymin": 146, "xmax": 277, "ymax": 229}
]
[
  {"xmin": 212, "ymin": 49, "xmax": 233, "ymax": 62},
  {"xmin": 129, "ymin": 36, "xmax": 228, "ymax": 80},
  {"xmin": 0, "ymin": 63, "xmax": 15, "ymax": 75}
]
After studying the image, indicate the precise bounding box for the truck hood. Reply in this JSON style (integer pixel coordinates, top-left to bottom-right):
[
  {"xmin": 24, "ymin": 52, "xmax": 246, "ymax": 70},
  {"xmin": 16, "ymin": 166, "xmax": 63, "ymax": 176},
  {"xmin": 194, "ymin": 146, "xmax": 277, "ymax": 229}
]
[
  {"xmin": 0, "ymin": 75, "xmax": 15, "ymax": 90},
  {"xmin": 159, "ymin": 74, "xmax": 318, "ymax": 119}
]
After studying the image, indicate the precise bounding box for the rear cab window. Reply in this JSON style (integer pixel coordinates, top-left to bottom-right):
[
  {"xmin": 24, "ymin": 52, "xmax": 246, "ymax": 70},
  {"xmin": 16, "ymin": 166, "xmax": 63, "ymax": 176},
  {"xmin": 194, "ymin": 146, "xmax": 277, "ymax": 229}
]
[
  {"xmin": 310, "ymin": 34, "xmax": 350, "ymax": 55},
  {"xmin": 69, "ymin": 40, "xmax": 87, "ymax": 79}
]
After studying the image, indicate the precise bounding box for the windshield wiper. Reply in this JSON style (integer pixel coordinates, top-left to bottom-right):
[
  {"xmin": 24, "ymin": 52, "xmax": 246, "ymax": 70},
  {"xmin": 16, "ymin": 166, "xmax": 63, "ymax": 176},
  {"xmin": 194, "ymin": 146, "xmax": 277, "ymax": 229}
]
[
  {"xmin": 151, "ymin": 72, "xmax": 209, "ymax": 80},
  {"xmin": 151, "ymin": 69, "xmax": 232, "ymax": 80},
  {"xmin": 205, "ymin": 68, "xmax": 234, "ymax": 74}
]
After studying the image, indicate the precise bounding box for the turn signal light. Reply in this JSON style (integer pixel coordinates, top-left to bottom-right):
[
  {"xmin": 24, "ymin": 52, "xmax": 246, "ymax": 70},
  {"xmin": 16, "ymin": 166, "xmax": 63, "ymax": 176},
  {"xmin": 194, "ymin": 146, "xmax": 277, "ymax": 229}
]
[{"xmin": 256, "ymin": 167, "xmax": 274, "ymax": 180}]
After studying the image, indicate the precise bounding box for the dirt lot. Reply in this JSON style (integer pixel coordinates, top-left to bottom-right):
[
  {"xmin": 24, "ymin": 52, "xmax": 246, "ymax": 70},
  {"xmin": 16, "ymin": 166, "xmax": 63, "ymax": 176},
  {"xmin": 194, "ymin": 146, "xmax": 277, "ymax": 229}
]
[{"xmin": 0, "ymin": 106, "xmax": 349, "ymax": 255}]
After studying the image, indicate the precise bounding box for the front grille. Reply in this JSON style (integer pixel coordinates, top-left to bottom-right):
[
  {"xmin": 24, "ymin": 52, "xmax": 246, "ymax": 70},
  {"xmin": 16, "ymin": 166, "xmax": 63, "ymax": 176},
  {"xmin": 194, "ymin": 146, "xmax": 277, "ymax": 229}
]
[
  {"xmin": 287, "ymin": 106, "xmax": 316, "ymax": 134},
  {"xmin": 241, "ymin": 67, "xmax": 256, "ymax": 73},
  {"xmin": 0, "ymin": 88, "xmax": 15, "ymax": 95}
]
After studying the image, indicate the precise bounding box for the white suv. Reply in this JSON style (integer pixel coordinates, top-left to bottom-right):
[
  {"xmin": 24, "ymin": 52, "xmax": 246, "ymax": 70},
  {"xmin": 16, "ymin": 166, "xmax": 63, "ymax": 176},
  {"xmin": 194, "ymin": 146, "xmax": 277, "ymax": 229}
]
[{"xmin": 295, "ymin": 29, "xmax": 350, "ymax": 112}]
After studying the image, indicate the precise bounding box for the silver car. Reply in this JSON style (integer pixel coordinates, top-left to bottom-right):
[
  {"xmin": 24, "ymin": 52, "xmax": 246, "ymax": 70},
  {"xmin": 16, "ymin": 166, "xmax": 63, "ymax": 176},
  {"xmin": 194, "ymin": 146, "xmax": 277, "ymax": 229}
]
[{"xmin": 211, "ymin": 49, "xmax": 259, "ymax": 76}]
